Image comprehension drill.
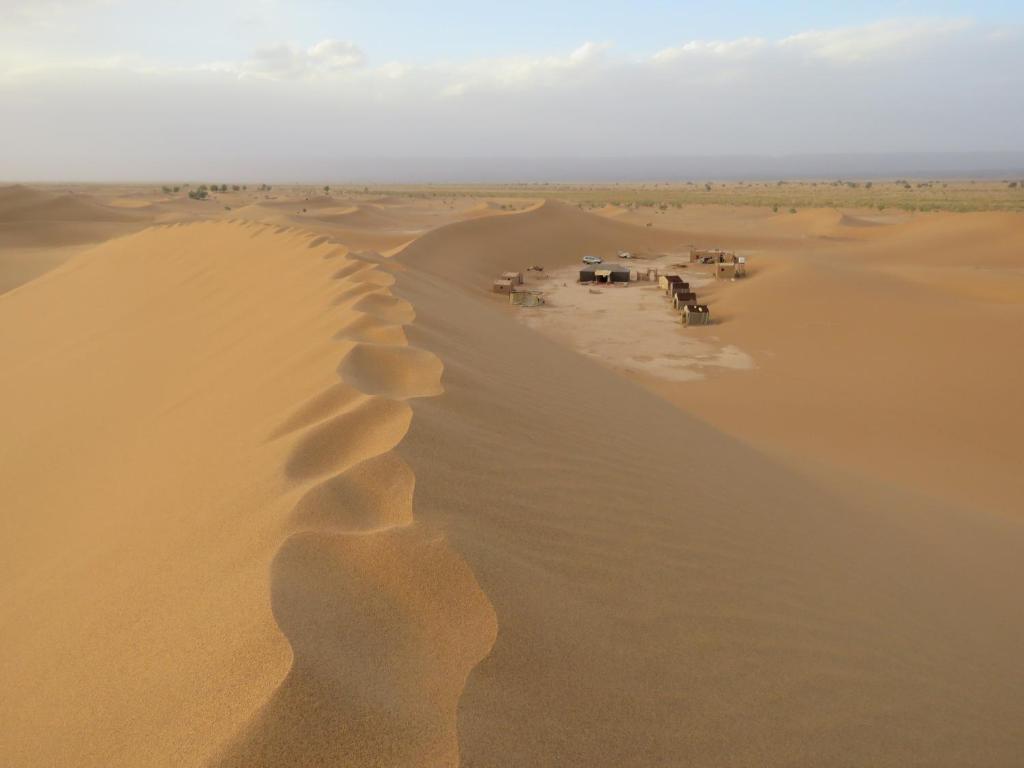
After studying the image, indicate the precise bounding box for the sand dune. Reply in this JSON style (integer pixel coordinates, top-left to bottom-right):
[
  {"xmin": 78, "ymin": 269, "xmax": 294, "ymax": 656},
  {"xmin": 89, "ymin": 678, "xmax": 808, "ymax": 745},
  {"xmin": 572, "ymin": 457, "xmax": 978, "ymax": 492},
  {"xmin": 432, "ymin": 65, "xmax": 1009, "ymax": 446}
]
[
  {"xmin": 1, "ymin": 187, "xmax": 1022, "ymax": 766},
  {"xmin": 0, "ymin": 185, "xmax": 153, "ymax": 291},
  {"xmin": 0, "ymin": 216, "xmax": 493, "ymax": 767},
  {"xmin": 399, "ymin": 199, "xmax": 684, "ymax": 286},
  {"xmin": 392, "ymin": 205, "xmax": 1024, "ymax": 765}
]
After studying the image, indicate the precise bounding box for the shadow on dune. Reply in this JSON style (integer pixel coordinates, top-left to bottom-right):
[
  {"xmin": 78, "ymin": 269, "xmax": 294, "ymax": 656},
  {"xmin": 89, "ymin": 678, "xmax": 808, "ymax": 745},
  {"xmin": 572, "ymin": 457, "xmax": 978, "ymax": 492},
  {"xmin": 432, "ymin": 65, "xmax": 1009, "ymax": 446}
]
[{"xmin": 211, "ymin": 527, "xmax": 497, "ymax": 768}]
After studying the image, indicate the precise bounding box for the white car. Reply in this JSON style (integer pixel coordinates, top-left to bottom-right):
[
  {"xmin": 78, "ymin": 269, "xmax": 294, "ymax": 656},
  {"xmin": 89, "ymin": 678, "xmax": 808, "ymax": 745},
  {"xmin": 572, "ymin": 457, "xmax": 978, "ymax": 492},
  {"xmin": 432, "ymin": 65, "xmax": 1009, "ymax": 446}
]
[{"xmin": 582, "ymin": 255, "xmax": 603, "ymax": 264}]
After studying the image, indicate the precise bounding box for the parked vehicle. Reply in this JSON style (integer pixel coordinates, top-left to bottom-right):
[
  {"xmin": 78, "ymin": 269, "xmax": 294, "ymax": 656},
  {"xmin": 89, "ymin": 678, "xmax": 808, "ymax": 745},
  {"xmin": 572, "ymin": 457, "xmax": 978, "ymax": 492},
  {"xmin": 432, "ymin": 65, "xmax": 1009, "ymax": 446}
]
[{"xmin": 582, "ymin": 255, "xmax": 603, "ymax": 264}]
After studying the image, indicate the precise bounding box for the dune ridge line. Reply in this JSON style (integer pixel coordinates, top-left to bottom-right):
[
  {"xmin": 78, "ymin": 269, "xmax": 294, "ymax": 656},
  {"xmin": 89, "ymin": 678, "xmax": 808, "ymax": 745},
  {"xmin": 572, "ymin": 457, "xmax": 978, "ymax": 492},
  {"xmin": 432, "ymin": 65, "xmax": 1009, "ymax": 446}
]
[{"xmin": 214, "ymin": 240, "xmax": 498, "ymax": 767}]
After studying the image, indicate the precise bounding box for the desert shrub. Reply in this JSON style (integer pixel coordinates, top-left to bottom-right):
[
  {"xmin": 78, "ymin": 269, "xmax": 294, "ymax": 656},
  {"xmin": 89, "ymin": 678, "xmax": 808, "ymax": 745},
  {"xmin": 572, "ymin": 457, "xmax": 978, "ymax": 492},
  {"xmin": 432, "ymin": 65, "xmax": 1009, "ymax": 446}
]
[
  {"xmin": 232, "ymin": 184, "xmax": 240, "ymax": 191},
  {"xmin": 173, "ymin": 185, "xmax": 180, "ymax": 193},
  {"xmin": 161, "ymin": 185, "xmax": 171, "ymax": 193},
  {"xmin": 865, "ymin": 181, "xmax": 873, "ymax": 189},
  {"xmin": 772, "ymin": 204, "xmax": 779, "ymax": 212},
  {"xmin": 1010, "ymin": 181, "xmax": 1019, "ymax": 188},
  {"xmin": 789, "ymin": 207, "xmax": 797, "ymax": 214},
  {"xmin": 324, "ymin": 185, "xmax": 330, "ymax": 193}
]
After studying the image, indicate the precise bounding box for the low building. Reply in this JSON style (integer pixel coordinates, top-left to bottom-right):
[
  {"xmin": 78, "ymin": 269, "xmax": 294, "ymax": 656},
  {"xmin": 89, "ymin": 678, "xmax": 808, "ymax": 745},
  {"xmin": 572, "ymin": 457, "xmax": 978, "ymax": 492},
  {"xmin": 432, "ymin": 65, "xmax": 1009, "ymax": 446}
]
[
  {"xmin": 691, "ymin": 248, "xmax": 732, "ymax": 263},
  {"xmin": 711, "ymin": 262, "xmax": 737, "ymax": 279},
  {"xmin": 580, "ymin": 263, "xmax": 630, "ymax": 283},
  {"xmin": 682, "ymin": 304, "xmax": 711, "ymax": 325},
  {"xmin": 493, "ymin": 279, "xmax": 514, "ymax": 294},
  {"xmin": 659, "ymin": 274, "xmax": 683, "ymax": 292},
  {"xmin": 672, "ymin": 291, "xmax": 697, "ymax": 309},
  {"xmin": 502, "ymin": 271, "xmax": 524, "ymax": 285},
  {"xmin": 510, "ymin": 290, "xmax": 544, "ymax": 307}
]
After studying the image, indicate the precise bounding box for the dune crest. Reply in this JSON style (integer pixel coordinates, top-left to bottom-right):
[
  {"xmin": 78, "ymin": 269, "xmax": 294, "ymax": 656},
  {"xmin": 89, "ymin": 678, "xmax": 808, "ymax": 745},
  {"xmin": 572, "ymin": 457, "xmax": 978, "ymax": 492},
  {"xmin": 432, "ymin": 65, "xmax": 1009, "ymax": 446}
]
[
  {"xmin": 215, "ymin": 244, "xmax": 497, "ymax": 767},
  {"xmin": 0, "ymin": 220, "xmax": 497, "ymax": 768}
]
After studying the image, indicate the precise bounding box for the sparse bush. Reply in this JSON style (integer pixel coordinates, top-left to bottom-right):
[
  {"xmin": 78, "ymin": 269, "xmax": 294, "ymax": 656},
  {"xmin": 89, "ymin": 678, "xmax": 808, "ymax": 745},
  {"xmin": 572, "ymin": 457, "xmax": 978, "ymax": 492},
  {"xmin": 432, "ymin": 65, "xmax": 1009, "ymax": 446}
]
[
  {"xmin": 188, "ymin": 189, "xmax": 208, "ymax": 200},
  {"xmin": 865, "ymin": 181, "xmax": 873, "ymax": 189},
  {"xmin": 161, "ymin": 185, "xmax": 171, "ymax": 194},
  {"xmin": 232, "ymin": 184, "xmax": 240, "ymax": 191},
  {"xmin": 1010, "ymin": 181, "xmax": 1019, "ymax": 188},
  {"xmin": 789, "ymin": 207, "xmax": 797, "ymax": 214},
  {"xmin": 324, "ymin": 185, "xmax": 330, "ymax": 193},
  {"xmin": 173, "ymin": 185, "xmax": 180, "ymax": 193},
  {"xmin": 772, "ymin": 204, "xmax": 779, "ymax": 213}
]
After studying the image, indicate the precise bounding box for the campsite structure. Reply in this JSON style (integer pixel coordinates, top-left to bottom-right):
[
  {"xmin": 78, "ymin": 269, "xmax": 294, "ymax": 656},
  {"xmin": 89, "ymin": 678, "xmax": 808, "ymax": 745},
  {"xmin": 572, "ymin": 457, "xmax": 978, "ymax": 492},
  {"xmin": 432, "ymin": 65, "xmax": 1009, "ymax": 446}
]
[
  {"xmin": 672, "ymin": 290, "xmax": 698, "ymax": 309},
  {"xmin": 502, "ymin": 271, "xmax": 525, "ymax": 285},
  {"xmin": 579, "ymin": 263, "xmax": 630, "ymax": 284},
  {"xmin": 682, "ymin": 304, "xmax": 711, "ymax": 325},
  {"xmin": 711, "ymin": 262, "xmax": 737, "ymax": 279}
]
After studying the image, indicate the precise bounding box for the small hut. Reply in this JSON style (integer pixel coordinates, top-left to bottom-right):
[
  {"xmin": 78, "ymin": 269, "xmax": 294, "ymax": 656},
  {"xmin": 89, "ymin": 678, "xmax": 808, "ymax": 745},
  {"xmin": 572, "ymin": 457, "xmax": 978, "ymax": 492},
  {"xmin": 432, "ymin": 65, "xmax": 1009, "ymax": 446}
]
[
  {"xmin": 672, "ymin": 291, "xmax": 697, "ymax": 309},
  {"xmin": 510, "ymin": 290, "xmax": 544, "ymax": 307},
  {"xmin": 659, "ymin": 274, "xmax": 683, "ymax": 292},
  {"xmin": 580, "ymin": 263, "xmax": 630, "ymax": 283},
  {"xmin": 682, "ymin": 304, "xmax": 711, "ymax": 325},
  {"xmin": 502, "ymin": 271, "xmax": 524, "ymax": 285},
  {"xmin": 493, "ymin": 279, "xmax": 514, "ymax": 294},
  {"xmin": 711, "ymin": 262, "xmax": 737, "ymax": 280}
]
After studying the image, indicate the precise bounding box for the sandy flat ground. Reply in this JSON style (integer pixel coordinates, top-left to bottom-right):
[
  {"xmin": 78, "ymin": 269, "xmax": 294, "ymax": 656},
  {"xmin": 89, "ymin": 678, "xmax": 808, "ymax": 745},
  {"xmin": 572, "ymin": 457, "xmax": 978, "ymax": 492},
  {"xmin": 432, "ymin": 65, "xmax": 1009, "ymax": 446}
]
[
  {"xmin": 516, "ymin": 258, "xmax": 752, "ymax": 381},
  {"xmin": 1, "ymin": 184, "xmax": 1023, "ymax": 766}
]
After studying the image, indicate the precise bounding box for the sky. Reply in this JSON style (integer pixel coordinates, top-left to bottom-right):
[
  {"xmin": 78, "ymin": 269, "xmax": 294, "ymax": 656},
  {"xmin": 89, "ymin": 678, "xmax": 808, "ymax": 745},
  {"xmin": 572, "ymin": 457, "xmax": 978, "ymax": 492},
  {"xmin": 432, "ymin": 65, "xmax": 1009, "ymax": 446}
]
[{"xmin": 1, "ymin": 0, "xmax": 1023, "ymax": 180}]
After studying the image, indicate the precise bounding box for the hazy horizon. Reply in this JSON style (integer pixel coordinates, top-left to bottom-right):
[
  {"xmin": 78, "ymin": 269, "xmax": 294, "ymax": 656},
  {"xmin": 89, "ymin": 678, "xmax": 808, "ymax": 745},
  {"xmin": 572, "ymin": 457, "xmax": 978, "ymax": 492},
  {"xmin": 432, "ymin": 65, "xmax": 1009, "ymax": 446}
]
[
  {"xmin": 2, "ymin": 2, "xmax": 1023, "ymax": 181},
  {"xmin": 6, "ymin": 152, "xmax": 1024, "ymax": 185}
]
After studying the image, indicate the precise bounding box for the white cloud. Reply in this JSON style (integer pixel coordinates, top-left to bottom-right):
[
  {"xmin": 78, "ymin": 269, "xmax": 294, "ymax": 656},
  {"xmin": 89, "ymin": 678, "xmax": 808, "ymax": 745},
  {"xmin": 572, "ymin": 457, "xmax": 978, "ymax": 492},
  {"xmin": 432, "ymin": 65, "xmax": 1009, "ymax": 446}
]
[
  {"xmin": 433, "ymin": 40, "xmax": 612, "ymax": 97},
  {"xmin": 0, "ymin": 0, "xmax": 112, "ymax": 24},
  {"xmin": 1, "ymin": 19, "xmax": 1022, "ymax": 179},
  {"xmin": 653, "ymin": 37, "xmax": 766, "ymax": 62},
  {"xmin": 203, "ymin": 39, "xmax": 365, "ymax": 80},
  {"xmin": 779, "ymin": 18, "xmax": 971, "ymax": 63}
]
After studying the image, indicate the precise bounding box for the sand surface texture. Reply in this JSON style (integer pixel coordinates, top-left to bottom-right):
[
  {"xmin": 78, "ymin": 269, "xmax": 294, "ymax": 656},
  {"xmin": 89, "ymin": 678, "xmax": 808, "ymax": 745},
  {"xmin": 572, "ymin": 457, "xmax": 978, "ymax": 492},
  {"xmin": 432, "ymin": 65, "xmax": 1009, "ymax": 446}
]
[{"xmin": 1, "ymin": 185, "xmax": 1022, "ymax": 766}]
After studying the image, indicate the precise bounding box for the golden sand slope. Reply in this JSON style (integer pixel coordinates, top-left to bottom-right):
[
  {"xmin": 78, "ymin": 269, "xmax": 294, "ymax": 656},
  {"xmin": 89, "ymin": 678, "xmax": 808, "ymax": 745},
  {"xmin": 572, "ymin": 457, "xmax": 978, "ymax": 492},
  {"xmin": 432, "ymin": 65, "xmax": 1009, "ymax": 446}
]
[
  {"xmin": 622, "ymin": 207, "xmax": 1024, "ymax": 517},
  {"xmin": 2, "ymin": 195, "xmax": 1023, "ymax": 766},
  {"xmin": 0, "ymin": 185, "xmax": 152, "ymax": 293},
  {"xmin": 392, "ymin": 203, "xmax": 1024, "ymax": 765},
  {"xmin": 0, "ymin": 220, "xmax": 495, "ymax": 767}
]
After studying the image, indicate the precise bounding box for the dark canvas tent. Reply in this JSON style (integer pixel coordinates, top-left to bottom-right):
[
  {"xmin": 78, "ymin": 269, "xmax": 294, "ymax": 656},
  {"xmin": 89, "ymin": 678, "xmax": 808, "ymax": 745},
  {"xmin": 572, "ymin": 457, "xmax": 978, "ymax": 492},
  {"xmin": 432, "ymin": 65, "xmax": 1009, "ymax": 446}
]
[{"xmin": 579, "ymin": 263, "xmax": 630, "ymax": 283}]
